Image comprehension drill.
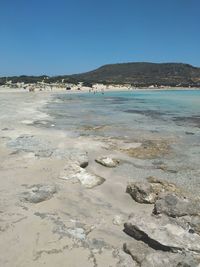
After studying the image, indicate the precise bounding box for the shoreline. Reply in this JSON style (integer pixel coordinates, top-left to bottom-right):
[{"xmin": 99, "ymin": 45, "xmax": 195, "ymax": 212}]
[
  {"xmin": 0, "ymin": 89, "xmax": 200, "ymax": 266},
  {"xmin": 0, "ymin": 85, "xmax": 200, "ymax": 94}
]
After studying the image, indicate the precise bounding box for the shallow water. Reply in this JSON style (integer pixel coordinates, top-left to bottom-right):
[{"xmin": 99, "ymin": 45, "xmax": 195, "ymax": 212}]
[
  {"xmin": 47, "ymin": 89, "xmax": 200, "ymax": 138},
  {"xmin": 45, "ymin": 89, "xmax": 200, "ymax": 193}
]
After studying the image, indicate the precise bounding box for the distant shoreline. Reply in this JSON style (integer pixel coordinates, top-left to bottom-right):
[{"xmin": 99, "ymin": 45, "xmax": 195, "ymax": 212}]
[{"xmin": 0, "ymin": 85, "xmax": 200, "ymax": 94}]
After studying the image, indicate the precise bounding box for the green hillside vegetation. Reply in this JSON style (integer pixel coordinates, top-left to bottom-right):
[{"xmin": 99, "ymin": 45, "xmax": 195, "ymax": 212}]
[
  {"xmin": 0, "ymin": 75, "xmax": 78, "ymax": 85},
  {"xmin": 71, "ymin": 62, "xmax": 200, "ymax": 87}
]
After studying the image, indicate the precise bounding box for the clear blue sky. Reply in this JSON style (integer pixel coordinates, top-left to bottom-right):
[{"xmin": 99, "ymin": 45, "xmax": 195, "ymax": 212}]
[{"xmin": 0, "ymin": 0, "xmax": 199, "ymax": 76}]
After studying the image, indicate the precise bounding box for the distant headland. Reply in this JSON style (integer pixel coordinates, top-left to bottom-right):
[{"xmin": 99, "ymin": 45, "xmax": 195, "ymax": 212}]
[{"xmin": 1, "ymin": 62, "xmax": 200, "ymax": 89}]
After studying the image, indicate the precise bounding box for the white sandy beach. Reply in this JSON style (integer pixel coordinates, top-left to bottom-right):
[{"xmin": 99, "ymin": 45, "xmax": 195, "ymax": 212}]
[
  {"xmin": 0, "ymin": 89, "xmax": 200, "ymax": 267},
  {"xmin": 0, "ymin": 90, "xmax": 147, "ymax": 267}
]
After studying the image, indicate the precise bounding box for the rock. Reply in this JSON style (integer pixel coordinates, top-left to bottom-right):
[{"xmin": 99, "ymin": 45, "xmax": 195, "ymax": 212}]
[
  {"xmin": 154, "ymin": 193, "xmax": 200, "ymax": 218},
  {"xmin": 155, "ymin": 164, "xmax": 178, "ymax": 173},
  {"xmin": 185, "ymin": 131, "xmax": 195, "ymax": 135},
  {"xmin": 114, "ymin": 249, "xmax": 138, "ymax": 267},
  {"xmin": 141, "ymin": 252, "xmax": 200, "ymax": 267},
  {"xmin": 124, "ymin": 179, "xmax": 200, "ymax": 266},
  {"xmin": 123, "ymin": 241, "xmax": 153, "ymax": 264},
  {"xmin": 95, "ymin": 157, "xmax": 119, "ymax": 168},
  {"xmin": 8, "ymin": 135, "xmax": 53, "ymax": 157},
  {"xmin": 126, "ymin": 182, "xmax": 156, "ymax": 204},
  {"xmin": 146, "ymin": 176, "xmax": 180, "ymax": 194},
  {"xmin": 121, "ymin": 140, "xmax": 171, "ymax": 159},
  {"xmin": 60, "ymin": 163, "xmax": 105, "ymax": 188},
  {"xmin": 76, "ymin": 169, "xmax": 105, "ymax": 188},
  {"xmin": 67, "ymin": 227, "xmax": 86, "ymax": 240},
  {"xmin": 21, "ymin": 184, "xmax": 57, "ymax": 203},
  {"xmin": 124, "ymin": 213, "xmax": 200, "ymax": 253},
  {"xmin": 177, "ymin": 215, "xmax": 200, "ymax": 236},
  {"xmin": 34, "ymin": 150, "xmax": 53, "ymax": 158},
  {"xmin": 126, "ymin": 177, "xmax": 184, "ymax": 204},
  {"xmin": 123, "ymin": 243, "xmax": 200, "ymax": 267},
  {"xmin": 69, "ymin": 151, "xmax": 89, "ymax": 168},
  {"xmin": 21, "ymin": 120, "xmax": 34, "ymax": 125},
  {"xmin": 113, "ymin": 215, "xmax": 123, "ymax": 226}
]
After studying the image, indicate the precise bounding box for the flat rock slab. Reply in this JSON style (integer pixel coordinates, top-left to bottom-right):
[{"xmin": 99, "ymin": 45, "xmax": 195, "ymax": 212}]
[
  {"xmin": 124, "ymin": 213, "xmax": 200, "ymax": 253},
  {"xmin": 21, "ymin": 184, "xmax": 57, "ymax": 203},
  {"xmin": 60, "ymin": 163, "xmax": 105, "ymax": 189},
  {"xmin": 121, "ymin": 140, "xmax": 171, "ymax": 159},
  {"xmin": 124, "ymin": 243, "xmax": 200, "ymax": 267},
  {"xmin": 8, "ymin": 135, "xmax": 54, "ymax": 157},
  {"xmin": 95, "ymin": 157, "xmax": 119, "ymax": 168}
]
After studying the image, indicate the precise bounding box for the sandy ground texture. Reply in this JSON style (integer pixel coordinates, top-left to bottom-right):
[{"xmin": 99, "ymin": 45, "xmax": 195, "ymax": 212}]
[
  {"xmin": 0, "ymin": 90, "xmax": 199, "ymax": 267},
  {"xmin": 0, "ymin": 91, "xmax": 153, "ymax": 267}
]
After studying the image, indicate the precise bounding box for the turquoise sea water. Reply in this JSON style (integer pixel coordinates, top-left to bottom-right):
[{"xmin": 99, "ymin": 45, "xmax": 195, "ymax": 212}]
[
  {"xmin": 47, "ymin": 89, "xmax": 200, "ymax": 139},
  {"xmin": 45, "ymin": 89, "xmax": 200, "ymax": 192}
]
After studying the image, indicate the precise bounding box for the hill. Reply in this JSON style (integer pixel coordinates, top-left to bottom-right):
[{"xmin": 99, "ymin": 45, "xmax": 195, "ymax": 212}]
[
  {"xmin": 71, "ymin": 62, "xmax": 200, "ymax": 87},
  {"xmin": 1, "ymin": 62, "xmax": 200, "ymax": 87}
]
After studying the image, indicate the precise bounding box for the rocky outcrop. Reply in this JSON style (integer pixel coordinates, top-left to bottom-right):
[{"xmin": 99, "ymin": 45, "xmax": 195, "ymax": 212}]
[
  {"xmin": 95, "ymin": 157, "xmax": 119, "ymax": 168},
  {"xmin": 124, "ymin": 243, "xmax": 199, "ymax": 267},
  {"xmin": 154, "ymin": 193, "xmax": 200, "ymax": 218},
  {"xmin": 21, "ymin": 184, "xmax": 57, "ymax": 203},
  {"xmin": 121, "ymin": 140, "xmax": 171, "ymax": 159},
  {"xmin": 153, "ymin": 193, "xmax": 200, "ymax": 237},
  {"xmin": 124, "ymin": 178, "xmax": 200, "ymax": 266},
  {"xmin": 126, "ymin": 176, "xmax": 183, "ymax": 204},
  {"xmin": 126, "ymin": 182, "xmax": 156, "ymax": 204},
  {"xmin": 124, "ymin": 213, "xmax": 200, "ymax": 253}
]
